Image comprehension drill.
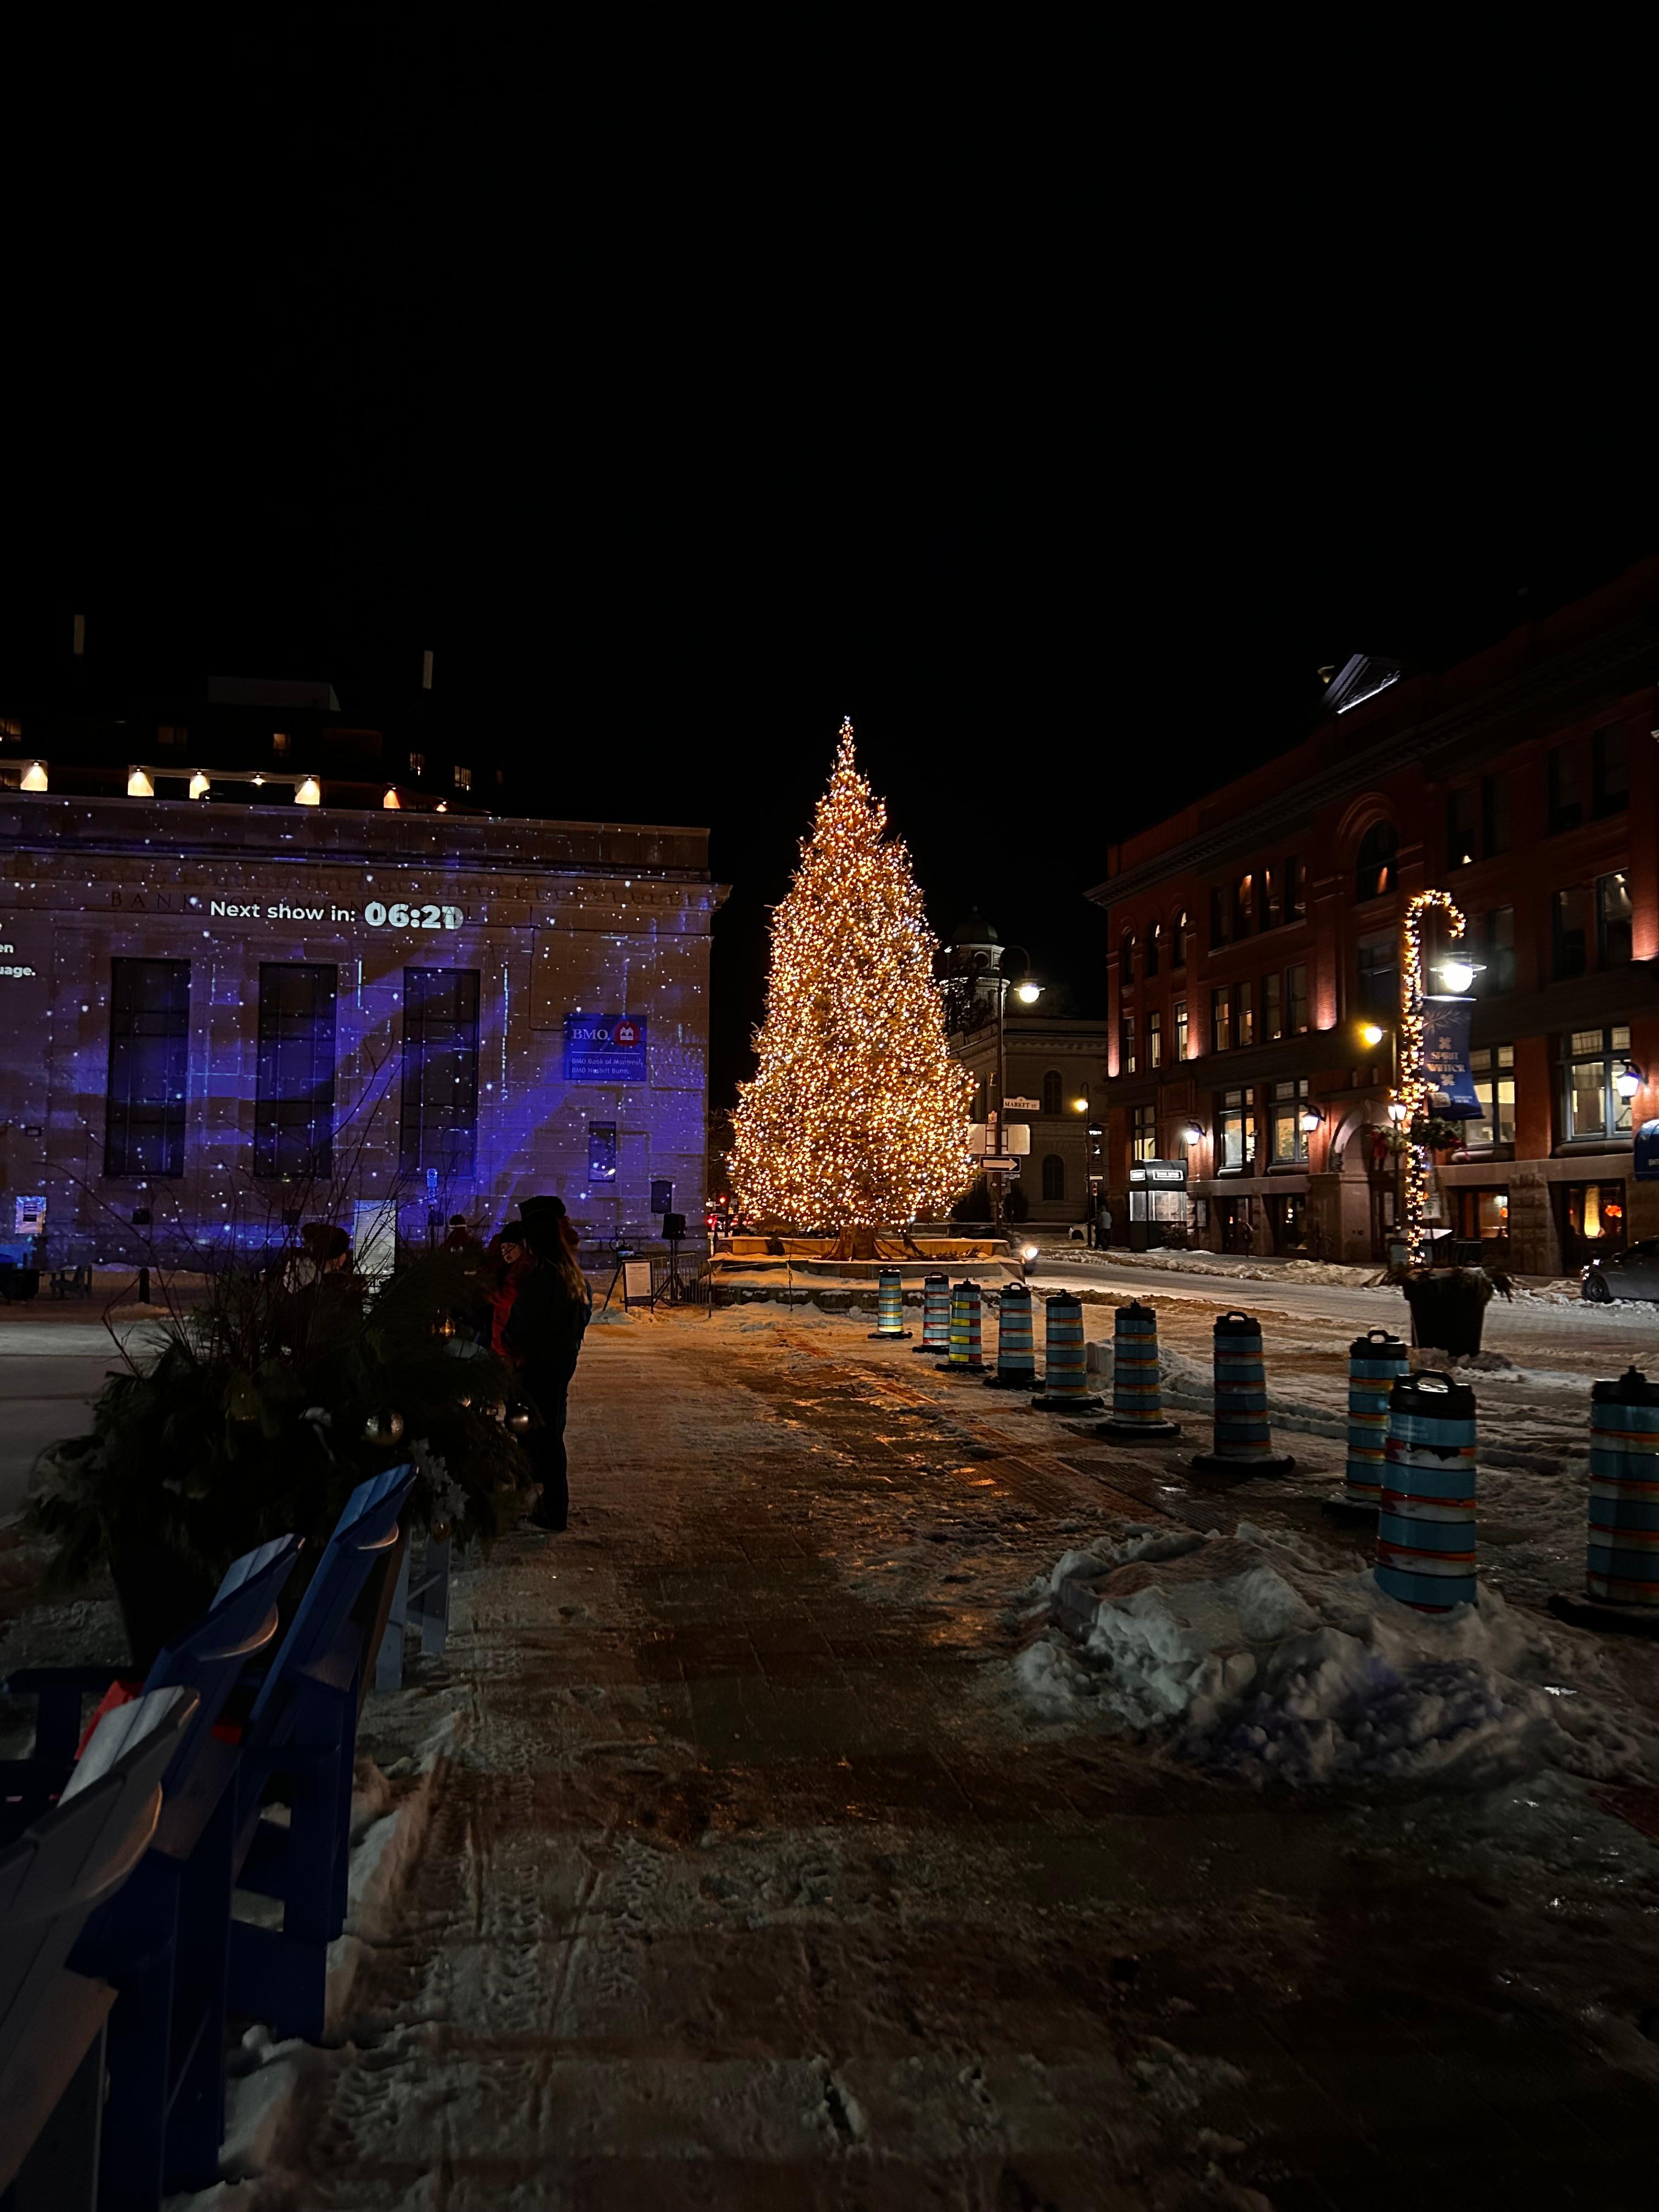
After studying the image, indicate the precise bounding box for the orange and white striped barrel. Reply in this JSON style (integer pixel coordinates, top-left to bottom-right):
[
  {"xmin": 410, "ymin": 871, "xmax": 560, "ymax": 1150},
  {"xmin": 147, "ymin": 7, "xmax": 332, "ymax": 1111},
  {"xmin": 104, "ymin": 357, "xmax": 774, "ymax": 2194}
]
[
  {"xmin": 1587, "ymin": 1366, "xmax": 1659, "ymax": 1606},
  {"xmin": 1376, "ymin": 1371, "xmax": 1477, "ymax": 1612}
]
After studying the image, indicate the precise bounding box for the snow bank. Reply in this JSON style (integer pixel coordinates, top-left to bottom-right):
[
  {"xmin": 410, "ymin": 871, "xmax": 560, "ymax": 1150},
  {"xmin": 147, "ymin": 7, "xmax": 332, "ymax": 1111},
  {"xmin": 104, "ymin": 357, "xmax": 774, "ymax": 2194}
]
[
  {"xmin": 1018, "ymin": 1522, "xmax": 1646, "ymax": 1790},
  {"xmin": 1046, "ymin": 1248, "xmax": 1381, "ymax": 1289}
]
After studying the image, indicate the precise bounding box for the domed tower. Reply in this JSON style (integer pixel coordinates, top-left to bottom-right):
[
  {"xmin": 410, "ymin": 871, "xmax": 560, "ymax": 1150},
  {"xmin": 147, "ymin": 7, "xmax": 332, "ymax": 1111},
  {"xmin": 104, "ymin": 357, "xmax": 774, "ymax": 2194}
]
[{"xmin": 938, "ymin": 912, "xmax": 1003, "ymax": 1026}]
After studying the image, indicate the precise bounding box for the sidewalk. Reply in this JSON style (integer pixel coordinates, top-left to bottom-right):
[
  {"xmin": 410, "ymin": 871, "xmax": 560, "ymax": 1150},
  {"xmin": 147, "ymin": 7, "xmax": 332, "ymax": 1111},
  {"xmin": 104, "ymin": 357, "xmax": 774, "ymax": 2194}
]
[{"xmin": 219, "ymin": 1308, "xmax": 1659, "ymax": 2210}]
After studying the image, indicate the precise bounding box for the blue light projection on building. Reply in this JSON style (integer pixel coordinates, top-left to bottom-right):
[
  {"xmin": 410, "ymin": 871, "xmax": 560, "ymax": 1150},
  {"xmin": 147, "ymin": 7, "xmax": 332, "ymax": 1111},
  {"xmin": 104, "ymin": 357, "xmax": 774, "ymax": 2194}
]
[{"xmin": 0, "ymin": 793, "xmax": 726, "ymax": 1272}]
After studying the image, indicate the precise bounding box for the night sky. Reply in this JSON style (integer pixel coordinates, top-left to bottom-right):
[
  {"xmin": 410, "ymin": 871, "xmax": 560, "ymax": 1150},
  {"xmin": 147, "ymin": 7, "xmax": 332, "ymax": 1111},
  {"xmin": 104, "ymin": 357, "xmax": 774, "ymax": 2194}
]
[{"xmin": 5, "ymin": 46, "xmax": 1652, "ymax": 1105}]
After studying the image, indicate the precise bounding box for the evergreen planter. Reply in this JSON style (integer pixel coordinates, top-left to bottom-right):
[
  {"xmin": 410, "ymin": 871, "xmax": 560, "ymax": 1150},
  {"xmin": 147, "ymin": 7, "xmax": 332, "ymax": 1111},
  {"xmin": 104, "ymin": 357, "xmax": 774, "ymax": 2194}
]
[
  {"xmin": 1401, "ymin": 1268, "xmax": 1493, "ymax": 1358},
  {"xmin": 108, "ymin": 1538, "xmax": 221, "ymax": 1674}
]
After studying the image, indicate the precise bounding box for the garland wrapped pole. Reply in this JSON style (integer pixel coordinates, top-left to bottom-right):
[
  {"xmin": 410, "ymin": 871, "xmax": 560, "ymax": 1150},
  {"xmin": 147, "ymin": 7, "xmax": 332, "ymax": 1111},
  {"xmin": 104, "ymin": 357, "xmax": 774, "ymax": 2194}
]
[
  {"xmin": 1397, "ymin": 889, "xmax": 1465, "ymax": 1264},
  {"xmin": 730, "ymin": 719, "xmax": 974, "ymax": 1254}
]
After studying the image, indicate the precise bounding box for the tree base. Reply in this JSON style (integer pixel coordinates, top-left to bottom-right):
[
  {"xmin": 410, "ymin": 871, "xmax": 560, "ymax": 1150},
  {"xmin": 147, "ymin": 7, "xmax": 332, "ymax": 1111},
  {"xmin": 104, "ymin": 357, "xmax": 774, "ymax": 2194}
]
[
  {"xmin": 867, "ymin": 1329, "xmax": 912, "ymax": 1340},
  {"xmin": 1031, "ymin": 1391, "xmax": 1104, "ymax": 1413}
]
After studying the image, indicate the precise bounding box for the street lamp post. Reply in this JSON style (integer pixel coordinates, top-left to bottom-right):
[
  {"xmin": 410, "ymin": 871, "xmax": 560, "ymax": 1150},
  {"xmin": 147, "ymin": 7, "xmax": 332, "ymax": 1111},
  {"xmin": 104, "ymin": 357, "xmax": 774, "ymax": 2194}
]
[{"xmin": 990, "ymin": 946, "xmax": 1040, "ymax": 1232}]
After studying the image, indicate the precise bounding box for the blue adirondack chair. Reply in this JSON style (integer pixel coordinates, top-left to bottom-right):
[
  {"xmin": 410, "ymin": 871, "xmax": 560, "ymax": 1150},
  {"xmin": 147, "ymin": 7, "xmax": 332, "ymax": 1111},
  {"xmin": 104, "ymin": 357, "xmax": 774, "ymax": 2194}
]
[
  {"xmin": 2, "ymin": 1536, "xmax": 302, "ymax": 2208},
  {"xmin": 226, "ymin": 1465, "xmax": 415, "ymax": 2045},
  {"xmin": 0, "ymin": 1688, "xmax": 198, "ymax": 2209}
]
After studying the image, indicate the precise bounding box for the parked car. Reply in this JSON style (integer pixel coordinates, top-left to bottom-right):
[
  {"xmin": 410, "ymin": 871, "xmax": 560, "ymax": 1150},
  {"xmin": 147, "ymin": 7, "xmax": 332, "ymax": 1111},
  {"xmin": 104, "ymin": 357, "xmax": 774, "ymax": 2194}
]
[{"xmin": 1581, "ymin": 1239, "xmax": 1659, "ymax": 1302}]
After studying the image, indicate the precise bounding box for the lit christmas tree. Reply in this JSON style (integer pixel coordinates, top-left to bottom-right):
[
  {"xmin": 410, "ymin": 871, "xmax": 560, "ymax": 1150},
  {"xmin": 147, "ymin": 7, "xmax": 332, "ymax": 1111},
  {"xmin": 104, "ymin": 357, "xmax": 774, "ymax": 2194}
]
[{"xmin": 731, "ymin": 718, "xmax": 974, "ymax": 1240}]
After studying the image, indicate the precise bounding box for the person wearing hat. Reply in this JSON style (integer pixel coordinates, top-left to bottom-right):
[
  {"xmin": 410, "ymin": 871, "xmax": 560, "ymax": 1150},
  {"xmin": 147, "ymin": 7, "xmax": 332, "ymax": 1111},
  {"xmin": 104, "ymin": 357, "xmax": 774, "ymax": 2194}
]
[{"xmin": 503, "ymin": 1198, "xmax": 590, "ymax": 1530}]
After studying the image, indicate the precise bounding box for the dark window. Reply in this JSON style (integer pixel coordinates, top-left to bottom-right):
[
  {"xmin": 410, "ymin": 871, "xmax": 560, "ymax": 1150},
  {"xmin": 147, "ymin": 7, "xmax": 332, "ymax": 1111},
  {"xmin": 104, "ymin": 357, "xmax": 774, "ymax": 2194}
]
[
  {"xmin": 400, "ymin": 968, "xmax": 481, "ymax": 1177},
  {"xmin": 1481, "ymin": 907, "xmax": 1516, "ymax": 994},
  {"xmin": 1553, "ymin": 887, "xmax": 1589, "ymax": 980},
  {"xmin": 1147, "ymin": 1009, "xmax": 1163, "ymax": 1069},
  {"xmin": 1120, "ymin": 929, "xmax": 1135, "ymax": 984},
  {"xmin": 1356, "ymin": 821, "xmax": 1398, "ymax": 902},
  {"xmin": 1173, "ymin": 910, "xmax": 1189, "ymax": 968},
  {"xmin": 1357, "ymin": 933, "xmax": 1397, "ymax": 1019},
  {"xmin": 1146, "ymin": 921, "xmax": 1161, "ymax": 977},
  {"xmin": 1211, "ymin": 984, "xmax": 1233, "ymax": 1053},
  {"xmin": 1598, "ymin": 871, "xmax": 1633, "ymax": 968},
  {"xmin": 1042, "ymin": 1069, "xmax": 1062, "ymax": 1115},
  {"xmin": 1237, "ymin": 978, "xmax": 1254, "ymax": 1048},
  {"xmin": 1564, "ymin": 1025, "xmax": 1634, "ymax": 1142},
  {"xmin": 1261, "ymin": 865, "xmax": 1282, "ymax": 930},
  {"xmin": 1233, "ymin": 873, "xmax": 1255, "ymax": 938},
  {"xmin": 1287, "ymin": 856, "xmax": 1306, "ymax": 921},
  {"xmin": 1210, "ymin": 885, "xmax": 1231, "ymax": 947},
  {"xmin": 1132, "ymin": 1104, "xmax": 1156, "ymax": 1162},
  {"xmin": 1446, "ymin": 786, "xmax": 1477, "ymax": 870},
  {"xmin": 1041, "ymin": 1153, "xmax": 1065, "ymax": 1201},
  {"xmin": 255, "ymin": 964, "xmax": 336, "ymax": 1180},
  {"xmin": 1483, "ymin": 773, "xmax": 1511, "ymax": 856},
  {"xmin": 1262, "ymin": 972, "xmax": 1283, "ymax": 1040},
  {"xmin": 1593, "ymin": 725, "xmax": 1628, "ymax": 817},
  {"xmin": 105, "ymin": 958, "xmax": 190, "ymax": 1177},
  {"xmin": 1287, "ymin": 962, "xmax": 1310, "ymax": 1034},
  {"xmin": 1548, "ymin": 743, "xmax": 1582, "ymax": 834},
  {"xmin": 1119, "ymin": 1015, "xmax": 1136, "ymax": 1074},
  {"xmin": 1218, "ymin": 1085, "xmax": 1254, "ymax": 1171}
]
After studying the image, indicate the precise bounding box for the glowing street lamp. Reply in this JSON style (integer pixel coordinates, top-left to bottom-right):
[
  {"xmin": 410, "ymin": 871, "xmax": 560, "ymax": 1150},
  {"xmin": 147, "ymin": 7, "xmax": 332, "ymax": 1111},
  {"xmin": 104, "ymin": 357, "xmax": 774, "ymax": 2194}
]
[
  {"xmin": 1616, "ymin": 1062, "xmax": 1643, "ymax": 1102},
  {"xmin": 1014, "ymin": 980, "xmax": 1041, "ymax": 1005}
]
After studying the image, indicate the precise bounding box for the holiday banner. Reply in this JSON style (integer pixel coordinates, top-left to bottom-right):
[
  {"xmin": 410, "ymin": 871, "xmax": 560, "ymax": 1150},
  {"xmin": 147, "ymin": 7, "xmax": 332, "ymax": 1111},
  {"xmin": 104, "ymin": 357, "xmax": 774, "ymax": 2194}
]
[
  {"xmin": 1422, "ymin": 999, "xmax": 1480, "ymax": 1118},
  {"xmin": 563, "ymin": 1013, "xmax": 648, "ymax": 1081}
]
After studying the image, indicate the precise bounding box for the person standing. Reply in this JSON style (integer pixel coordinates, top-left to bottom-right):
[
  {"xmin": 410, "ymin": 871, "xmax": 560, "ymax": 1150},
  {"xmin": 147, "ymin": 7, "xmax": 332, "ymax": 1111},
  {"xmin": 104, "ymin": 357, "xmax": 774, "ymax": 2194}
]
[{"xmin": 504, "ymin": 1197, "xmax": 591, "ymax": 1532}]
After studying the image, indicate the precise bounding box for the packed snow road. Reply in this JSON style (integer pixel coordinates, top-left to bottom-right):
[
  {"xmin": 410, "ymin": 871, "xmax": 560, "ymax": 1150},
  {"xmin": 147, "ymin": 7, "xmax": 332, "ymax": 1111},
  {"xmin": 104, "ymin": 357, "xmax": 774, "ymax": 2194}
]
[
  {"xmin": 1031, "ymin": 1252, "xmax": 1659, "ymax": 1367},
  {"xmin": 222, "ymin": 1307, "xmax": 1659, "ymax": 2209}
]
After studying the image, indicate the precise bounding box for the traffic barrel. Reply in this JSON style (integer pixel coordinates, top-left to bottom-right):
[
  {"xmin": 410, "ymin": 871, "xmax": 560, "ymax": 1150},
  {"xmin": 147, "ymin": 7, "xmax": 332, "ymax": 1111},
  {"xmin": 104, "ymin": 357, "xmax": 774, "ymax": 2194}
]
[
  {"xmin": 1096, "ymin": 1301, "xmax": 1180, "ymax": 1441},
  {"xmin": 914, "ymin": 1271, "xmax": 951, "ymax": 1355},
  {"xmin": 1336, "ymin": 1329, "xmax": 1411, "ymax": 1511},
  {"xmin": 1190, "ymin": 1311, "xmax": 1294, "ymax": 1476},
  {"xmin": 938, "ymin": 1279, "xmax": 984, "ymax": 1373},
  {"xmin": 984, "ymin": 1280, "xmax": 1037, "ymax": 1387},
  {"xmin": 1549, "ymin": 1367, "xmax": 1659, "ymax": 1635},
  {"xmin": 1375, "ymin": 1370, "xmax": 1477, "ymax": 1613},
  {"xmin": 1031, "ymin": 1292, "xmax": 1103, "ymax": 1410},
  {"xmin": 868, "ymin": 1266, "xmax": 911, "ymax": 1340}
]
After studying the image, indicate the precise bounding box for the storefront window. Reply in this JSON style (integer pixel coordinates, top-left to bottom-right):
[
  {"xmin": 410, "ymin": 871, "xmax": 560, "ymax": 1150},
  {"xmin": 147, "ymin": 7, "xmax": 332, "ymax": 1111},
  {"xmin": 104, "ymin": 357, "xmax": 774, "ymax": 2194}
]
[
  {"xmin": 1564, "ymin": 1025, "xmax": 1633, "ymax": 1142},
  {"xmin": 1559, "ymin": 1180, "xmax": 1627, "ymax": 1266},
  {"xmin": 1133, "ymin": 1104, "xmax": 1156, "ymax": 1162},
  {"xmin": 400, "ymin": 968, "xmax": 481, "ymax": 1177},
  {"xmin": 1454, "ymin": 1187, "xmax": 1510, "ymax": 1249},
  {"xmin": 255, "ymin": 964, "xmax": 337, "ymax": 1180},
  {"xmin": 1288, "ymin": 963, "xmax": 1309, "ymax": 1034},
  {"xmin": 1147, "ymin": 1009, "xmax": 1162, "ymax": 1069},
  {"xmin": 1598, "ymin": 871, "xmax": 1633, "ymax": 967},
  {"xmin": 1466, "ymin": 1045, "xmax": 1515, "ymax": 1149},
  {"xmin": 105, "ymin": 958, "xmax": 190, "ymax": 1178},
  {"xmin": 1173, "ymin": 1000, "xmax": 1188, "ymax": 1060},
  {"xmin": 1218, "ymin": 1086, "xmax": 1254, "ymax": 1171},
  {"xmin": 1268, "ymin": 1077, "xmax": 1310, "ymax": 1164},
  {"xmin": 1211, "ymin": 985, "xmax": 1233, "ymax": 1053}
]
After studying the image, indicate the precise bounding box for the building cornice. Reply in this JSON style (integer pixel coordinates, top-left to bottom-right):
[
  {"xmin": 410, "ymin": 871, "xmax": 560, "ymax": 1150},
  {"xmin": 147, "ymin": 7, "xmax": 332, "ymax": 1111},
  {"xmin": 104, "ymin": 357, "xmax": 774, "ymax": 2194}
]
[{"xmin": 1087, "ymin": 612, "xmax": 1659, "ymax": 911}]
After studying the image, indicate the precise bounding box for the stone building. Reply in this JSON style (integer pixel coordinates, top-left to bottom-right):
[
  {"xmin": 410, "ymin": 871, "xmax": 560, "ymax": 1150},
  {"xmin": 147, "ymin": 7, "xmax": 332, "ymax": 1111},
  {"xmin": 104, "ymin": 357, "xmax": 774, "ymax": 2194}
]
[
  {"xmin": 942, "ymin": 916, "xmax": 1109, "ymax": 1226},
  {"xmin": 0, "ymin": 786, "xmax": 724, "ymax": 1271}
]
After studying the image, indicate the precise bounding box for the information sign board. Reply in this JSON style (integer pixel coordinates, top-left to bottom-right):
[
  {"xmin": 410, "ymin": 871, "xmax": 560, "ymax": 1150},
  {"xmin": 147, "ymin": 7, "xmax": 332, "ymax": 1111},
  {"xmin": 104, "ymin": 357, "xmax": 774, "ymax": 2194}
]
[{"xmin": 563, "ymin": 1014, "xmax": 648, "ymax": 1081}]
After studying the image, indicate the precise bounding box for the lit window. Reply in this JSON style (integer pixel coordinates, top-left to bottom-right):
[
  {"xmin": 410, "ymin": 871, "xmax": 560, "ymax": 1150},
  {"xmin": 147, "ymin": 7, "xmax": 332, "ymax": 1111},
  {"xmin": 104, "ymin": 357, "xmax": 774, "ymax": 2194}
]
[
  {"xmin": 1211, "ymin": 985, "xmax": 1233, "ymax": 1053},
  {"xmin": 1356, "ymin": 821, "xmax": 1398, "ymax": 901},
  {"xmin": 1565, "ymin": 1025, "xmax": 1633, "ymax": 1142},
  {"xmin": 1119, "ymin": 1015, "xmax": 1136, "ymax": 1074},
  {"xmin": 1218, "ymin": 1086, "xmax": 1254, "ymax": 1171},
  {"xmin": 1147, "ymin": 1008, "xmax": 1162, "ymax": 1068},
  {"xmin": 1268, "ymin": 1077, "xmax": 1310, "ymax": 1164},
  {"xmin": 1173, "ymin": 1000, "xmax": 1188, "ymax": 1060},
  {"xmin": 272, "ymin": 731, "xmax": 291, "ymax": 758},
  {"xmin": 1466, "ymin": 1045, "xmax": 1515, "ymax": 1149},
  {"xmin": 1132, "ymin": 1104, "xmax": 1156, "ymax": 1162},
  {"xmin": 409, "ymin": 752, "xmax": 426, "ymax": 777},
  {"xmin": 453, "ymin": 765, "xmax": 472, "ymax": 792}
]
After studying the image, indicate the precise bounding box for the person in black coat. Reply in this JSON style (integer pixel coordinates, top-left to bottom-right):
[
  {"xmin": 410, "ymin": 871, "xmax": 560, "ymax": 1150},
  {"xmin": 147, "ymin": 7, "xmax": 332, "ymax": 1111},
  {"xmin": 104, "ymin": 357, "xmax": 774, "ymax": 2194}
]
[{"xmin": 504, "ymin": 1198, "xmax": 591, "ymax": 1531}]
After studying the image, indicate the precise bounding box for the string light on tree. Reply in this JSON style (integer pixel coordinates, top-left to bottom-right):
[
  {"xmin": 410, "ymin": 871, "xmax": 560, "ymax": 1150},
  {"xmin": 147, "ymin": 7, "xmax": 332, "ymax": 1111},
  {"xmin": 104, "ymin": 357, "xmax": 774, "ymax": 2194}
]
[
  {"xmin": 730, "ymin": 718, "xmax": 974, "ymax": 1243},
  {"xmin": 1397, "ymin": 888, "xmax": 1465, "ymax": 1261}
]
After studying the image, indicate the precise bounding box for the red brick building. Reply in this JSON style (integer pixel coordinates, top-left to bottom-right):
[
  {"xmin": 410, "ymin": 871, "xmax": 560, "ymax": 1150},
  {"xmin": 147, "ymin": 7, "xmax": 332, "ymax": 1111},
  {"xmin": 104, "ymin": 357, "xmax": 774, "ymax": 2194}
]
[{"xmin": 1089, "ymin": 558, "xmax": 1659, "ymax": 1274}]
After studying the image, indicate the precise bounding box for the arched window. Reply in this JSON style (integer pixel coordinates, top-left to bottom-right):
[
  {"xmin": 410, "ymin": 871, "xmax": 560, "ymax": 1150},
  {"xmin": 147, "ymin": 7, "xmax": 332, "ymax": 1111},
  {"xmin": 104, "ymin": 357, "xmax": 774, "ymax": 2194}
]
[
  {"xmin": 1042, "ymin": 1070, "xmax": 1062, "ymax": 1115},
  {"xmin": 1173, "ymin": 909, "xmax": 1189, "ymax": 968},
  {"xmin": 1042, "ymin": 1153, "xmax": 1065, "ymax": 1201},
  {"xmin": 1120, "ymin": 929, "xmax": 1136, "ymax": 984},
  {"xmin": 1356, "ymin": 820, "xmax": 1399, "ymax": 902},
  {"xmin": 1146, "ymin": 920, "xmax": 1161, "ymax": 977}
]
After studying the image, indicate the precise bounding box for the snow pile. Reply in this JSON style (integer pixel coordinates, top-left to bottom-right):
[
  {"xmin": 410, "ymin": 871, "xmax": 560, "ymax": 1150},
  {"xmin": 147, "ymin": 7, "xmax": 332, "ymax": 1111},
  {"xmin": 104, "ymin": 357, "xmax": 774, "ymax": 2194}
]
[
  {"xmin": 1065, "ymin": 1248, "xmax": 1380, "ymax": 1289},
  {"xmin": 1017, "ymin": 1521, "xmax": 1645, "ymax": 1788}
]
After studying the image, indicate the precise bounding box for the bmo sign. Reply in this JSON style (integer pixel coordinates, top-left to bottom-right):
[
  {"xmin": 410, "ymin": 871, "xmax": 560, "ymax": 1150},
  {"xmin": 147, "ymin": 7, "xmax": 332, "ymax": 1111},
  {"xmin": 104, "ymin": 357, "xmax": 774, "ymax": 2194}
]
[{"xmin": 563, "ymin": 1012, "xmax": 648, "ymax": 1082}]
